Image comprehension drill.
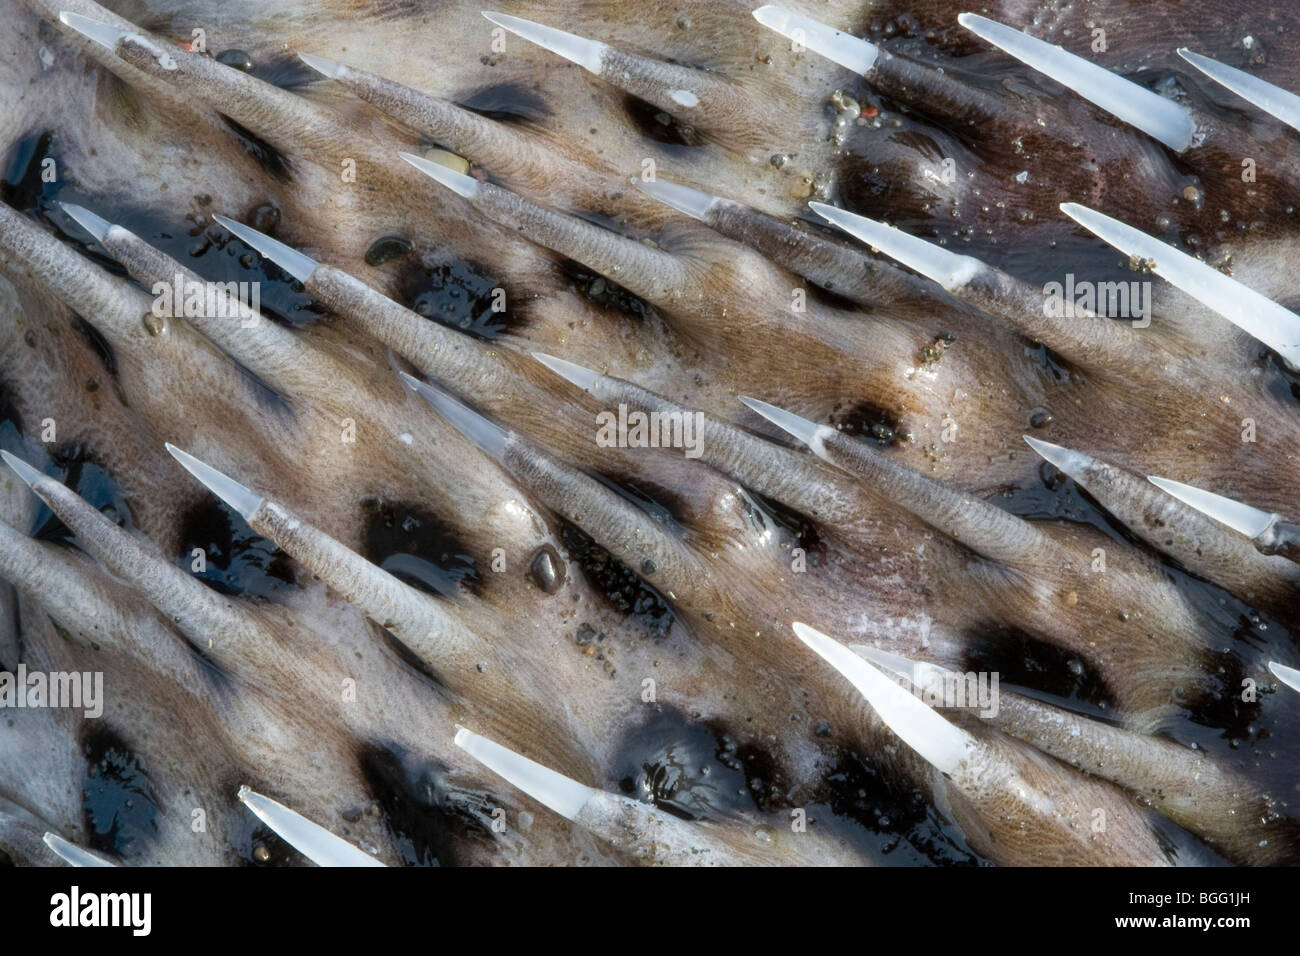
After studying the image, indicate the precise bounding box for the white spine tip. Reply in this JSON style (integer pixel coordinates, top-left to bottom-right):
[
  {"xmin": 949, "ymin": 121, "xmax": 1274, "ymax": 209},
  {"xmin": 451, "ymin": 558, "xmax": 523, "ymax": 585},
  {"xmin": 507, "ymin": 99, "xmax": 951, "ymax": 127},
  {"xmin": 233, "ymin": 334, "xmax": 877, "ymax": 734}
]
[
  {"xmin": 531, "ymin": 352, "xmax": 601, "ymax": 392},
  {"xmin": 42, "ymin": 832, "xmax": 116, "ymax": 867},
  {"xmin": 57, "ymin": 11, "xmax": 129, "ymax": 51},
  {"xmin": 1060, "ymin": 202, "xmax": 1300, "ymax": 366},
  {"xmin": 1269, "ymin": 661, "xmax": 1300, "ymax": 694},
  {"xmin": 297, "ymin": 51, "xmax": 346, "ymax": 79},
  {"xmin": 164, "ymin": 443, "xmax": 264, "ymax": 521},
  {"xmin": 634, "ymin": 177, "xmax": 719, "ymax": 221},
  {"xmin": 792, "ymin": 623, "xmax": 975, "ymax": 774},
  {"xmin": 237, "ymin": 787, "xmax": 384, "ymax": 867},
  {"xmin": 1146, "ymin": 474, "xmax": 1277, "ymax": 540},
  {"xmin": 0, "ymin": 449, "xmax": 49, "ymax": 490},
  {"xmin": 739, "ymin": 396, "xmax": 826, "ymax": 453},
  {"xmin": 480, "ymin": 12, "xmax": 607, "ymax": 74},
  {"xmin": 398, "ymin": 151, "xmax": 481, "ymax": 199},
  {"xmin": 453, "ymin": 725, "xmax": 597, "ymax": 821},
  {"xmin": 810, "ymin": 202, "xmax": 981, "ymax": 290},
  {"xmin": 211, "ymin": 214, "xmax": 318, "ymax": 283},
  {"xmin": 57, "ymin": 202, "xmax": 112, "ymax": 242},
  {"xmin": 399, "ymin": 373, "xmax": 508, "ymax": 461},
  {"xmin": 1178, "ymin": 48, "xmax": 1300, "ymax": 134},
  {"xmin": 751, "ymin": 6, "xmax": 879, "ymax": 75},
  {"xmin": 1021, "ymin": 434, "xmax": 1091, "ymax": 478},
  {"xmin": 957, "ymin": 12, "xmax": 1195, "ymax": 151}
]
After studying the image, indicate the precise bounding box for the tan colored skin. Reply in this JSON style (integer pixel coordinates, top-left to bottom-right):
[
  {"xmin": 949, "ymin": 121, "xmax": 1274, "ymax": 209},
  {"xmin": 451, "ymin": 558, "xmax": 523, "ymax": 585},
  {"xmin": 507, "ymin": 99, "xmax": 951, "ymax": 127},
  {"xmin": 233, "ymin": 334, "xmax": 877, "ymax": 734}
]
[{"xmin": 0, "ymin": 0, "xmax": 1296, "ymax": 866}]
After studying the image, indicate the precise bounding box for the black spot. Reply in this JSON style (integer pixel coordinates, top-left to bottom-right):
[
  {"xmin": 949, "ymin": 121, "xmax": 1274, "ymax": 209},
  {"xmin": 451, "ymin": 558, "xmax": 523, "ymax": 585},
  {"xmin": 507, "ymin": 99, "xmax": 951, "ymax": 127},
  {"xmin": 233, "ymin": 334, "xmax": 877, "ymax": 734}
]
[
  {"xmin": 741, "ymin": 487, "xmax": 823, "ymax": 559},
  {"xmin": 558, "ymin": 519, "xmax": 674, "ymax": 638},
  {"xmin": 963, "ymin": 623, "xmax": 1117, "ymax": 716},
  {"xmin": 358, "ymin": 745, "xmax": 496, "ymax": 866},
  {"xmin": 822, "ymin": 748, "xmax": 983, "ymax": 865},
  {"xmin": 829, "ymin": 399, "xmax": 907, "ymax": 446},
  {"xmin": 361, "ymin": 498, "xmax": 480, "ymax": 598},
  {"xmin": 622, "ymin": 94, "xmax": 705, "ymax": 147},
  {"xmin": 0, "ymin": 129, "xmax": 57, "ymax": 213},
  {"xmin": 219, "ymin": 115, "xmax": 293, "ymax": 181},
  {"xmin": 559, "ymin": 259, "xmax": 648, "ymax": 319},
  {"xmin": 588, "ymin": 472, "xmax": 688, "ymax": 529},
  {"xmin": 612, "ymin": 708, "xmax": 773, "ymax": 820},
  {"xmin": 69, "ymin": 312, "xmax": 118, "ymax": 378},
  {"xmin": 247, "ymin": 53, "xmax": 320, "ymax": 90},
  {"xmin": 0, "ymin": 378, "xmax": 23, "ymax": 438},
  {"xmin": 457, "ymin": 82, "xmax": 551, "ymax": 123},
  {"xmin": 215, "ymin": 49, "xmax": 254, "ymax": 72},
  {"xmin": 1191, "ymin": 645, "xmax": 1264, "ymax": 743},
  {"xmin": 400, "ymin": 258, "xmax": 515, "ymax": 341},
  {"xmin": 30, "ymin": 448, "xmax": 133, "ymax": 545},
  {"xmin": 176, "ymin": 496, "xmax": 298, "ymax": 601},
  {"xmin": 80, "ymin": 724, "xmax": 159, "ymax": 860}
]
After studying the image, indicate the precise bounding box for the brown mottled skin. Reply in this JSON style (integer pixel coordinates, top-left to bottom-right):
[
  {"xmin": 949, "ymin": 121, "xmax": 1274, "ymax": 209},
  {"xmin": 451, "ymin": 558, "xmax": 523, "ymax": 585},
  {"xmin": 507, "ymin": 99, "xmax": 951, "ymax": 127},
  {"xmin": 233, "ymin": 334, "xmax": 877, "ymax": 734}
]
[{"xmin": 0, "ymin": 0, "xmax": 1296, "ymax": 866}]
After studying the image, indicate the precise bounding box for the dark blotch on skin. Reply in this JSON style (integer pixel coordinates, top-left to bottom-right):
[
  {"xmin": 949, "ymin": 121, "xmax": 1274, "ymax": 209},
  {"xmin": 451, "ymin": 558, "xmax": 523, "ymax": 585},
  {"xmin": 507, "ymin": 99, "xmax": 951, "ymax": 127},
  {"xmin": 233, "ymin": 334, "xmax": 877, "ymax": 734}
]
[
  {"xmin": 219, "ymin": 115, "xmax": 293, "ymax": 181},
  {"xmin": 0, "ymin": 129, "xmax": 56, "ymax": 213},
  {"xmin": 558, "ymin": 519, "xmax": 673, "ymax": 637},
  {"xmin": 830, "ymin": 399, "xmax": 907, "ymax": 446},
  {"xmin": 69, "ymin": 312, "xmax": 118, "ymax": 378},
  {"xmin": 400, "ymin": 258, "xmax": 514, "ymax": 342},
  {"xmin": 457, "ymin": 82, "xmax": 551, "ymax": 123},
  {"xmin": 215, "ymin": 49, "xmax": 253, "ymax": 72},
  {"xmin": 612, "ymin": 708, "xmax": 760, "ymax": 820},
  {"xmin": 176, "ymin": 496, "xmax": 298, "ymax": 601},
  {"xmin": 80, "ymin": 724, "xmax": 159, "ymax": 859},
  {"xmin": 622, "ymin": 93, "xmax": 705, "ymax": 147},
  {"xmin": 559, "ymin": 259, "xmax": 648, "ymax": 319},
  {"xmin": 822, "ymin": 748, "xmax": 984, "ymax": 865},
  {"xmin": 361, "ymin": 497, "xmax": 480, "ymax": 598},
  {"xmin": 964, "ymin": 623, "xmax": 1116, "ymax": 716},
  {"xmin": 358, "ymin": 745, "xmax": 496, "ymax": 866},
  {"xmin": 30, "ymin": 448, "xmax": 133, "ymax": 546}
]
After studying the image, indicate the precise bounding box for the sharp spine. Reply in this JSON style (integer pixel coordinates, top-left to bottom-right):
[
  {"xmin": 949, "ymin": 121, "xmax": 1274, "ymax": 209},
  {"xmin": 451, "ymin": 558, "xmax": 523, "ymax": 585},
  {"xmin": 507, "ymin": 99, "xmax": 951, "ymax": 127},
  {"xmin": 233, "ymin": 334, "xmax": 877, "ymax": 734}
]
[
  {"xmin": 1147, "ymin": 475, "xmax": 1277, "ymax": 541},
  {"xmin": 634, "ymin": 178, "xmax": 719, "ymax": 222},
  {"xmin": 43, "ymin": 832, "xmax": 117, "ymax": 867},
  {"xmin": 482, "ymin": 12, "xmax": 607, "ymax": 74},
  {"xmin": 57, "ymin": 201, "xmax": 111, "ymax": 242},
  {"xmin": 792, "ymin": 622, "xmax": 976, "ymax": 774},
  {"xmin": 810, "ymin": 202, "xmax": 981, "ymax": 290},
  {"xmin": 1178, "ymin": 48, "xmax": 1300, "ymax": 134},
  {"xmin": 1269, "ymin": 662, "xmax": 1300, "ymax": 695},
  {"xmin": 454, "ymin": 725, "xmax": 597, "ymax": 820},
  {"xmin": 237, "ymin": 787, "xmax": 385, "ymax": 866},
  {"xmin": 1060, "ymin": 202, "xmax": 1300, "ymax": 366},
  {"xmin": 531, "ymin": 352, "xmax": 601, "ymax": 393},
  {"xmin": 958, "ymin": 12, "xmax": 1195, "ymax": 151},
  {"xmin": 164, "ymin": 443, "xmax": 265, "ymax": 521},
  {"xmin": 211, "ymin": 214, "xmax": 319, "ymax": 284},
  {"xmin": 399, "ymin": 372, "xmax": 509, "ymax": 461},
  {"xmin": 751, "ymin": 6, "xmax": 879, "ymax": 75},
  {"xmin": 398, "ymin": 151, "xmax": 481, "ymax": 198}
]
